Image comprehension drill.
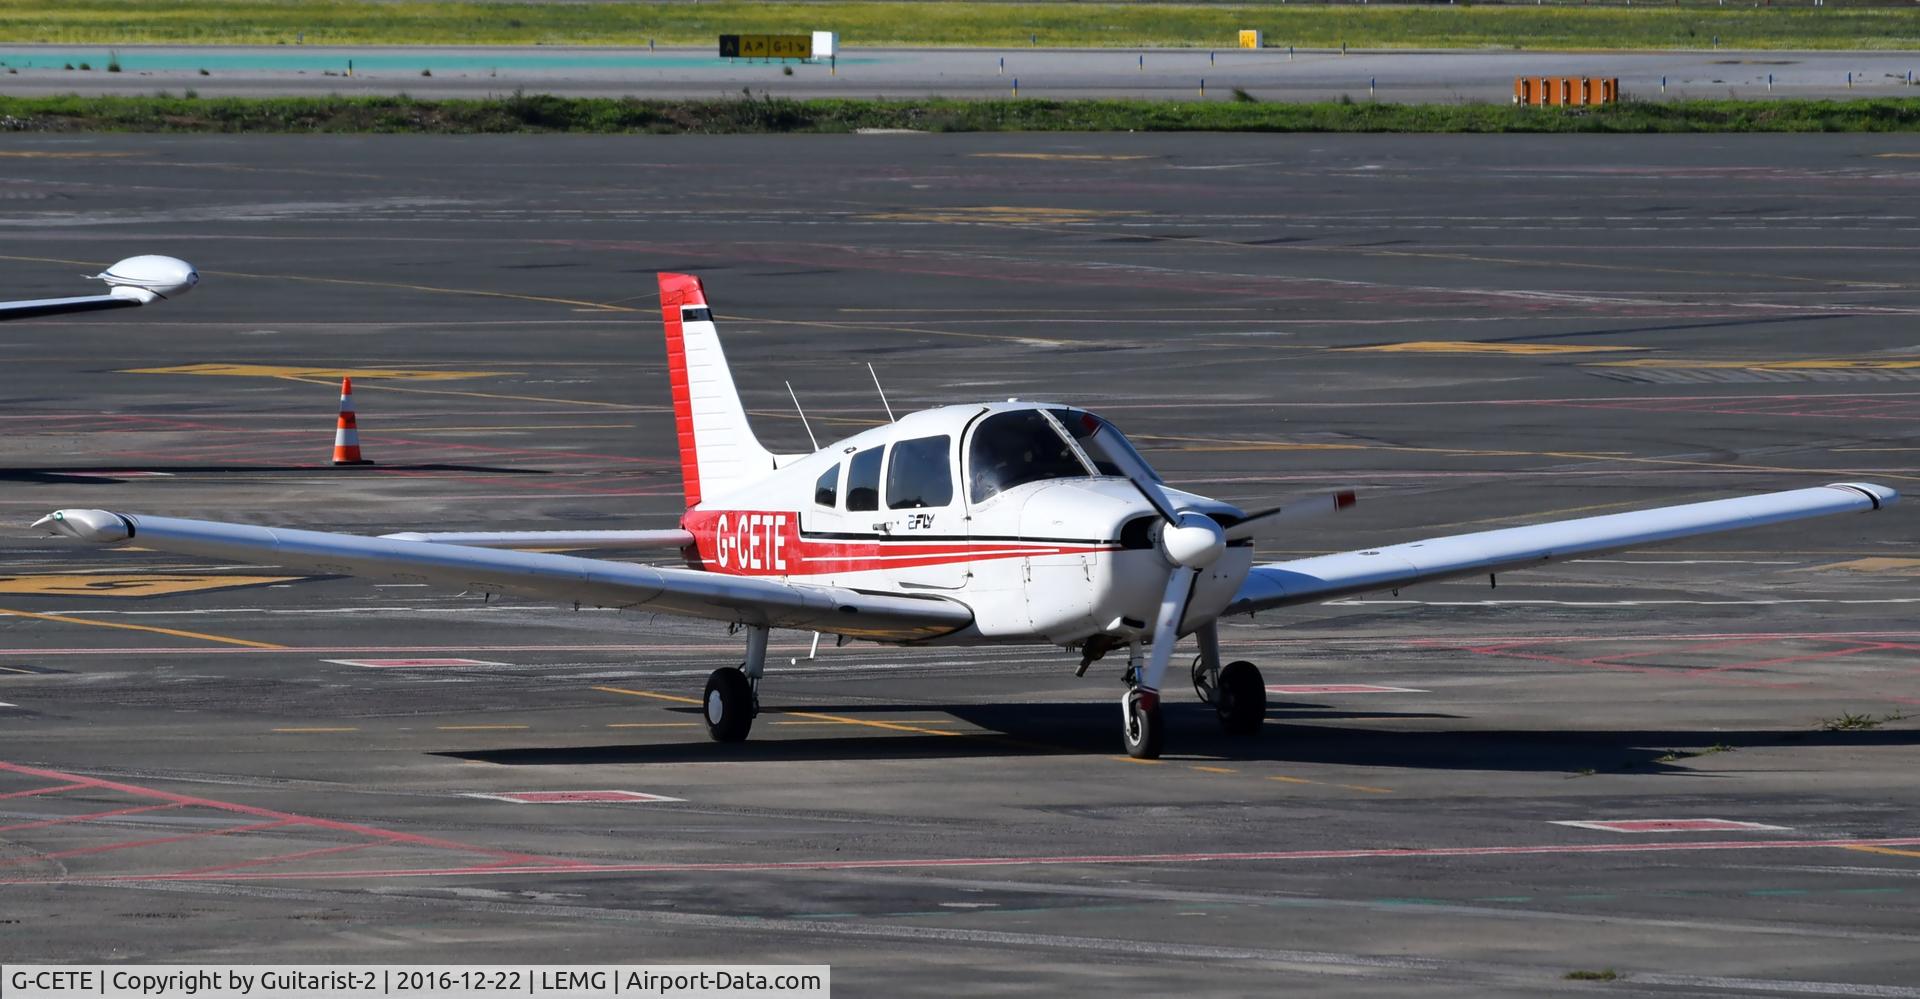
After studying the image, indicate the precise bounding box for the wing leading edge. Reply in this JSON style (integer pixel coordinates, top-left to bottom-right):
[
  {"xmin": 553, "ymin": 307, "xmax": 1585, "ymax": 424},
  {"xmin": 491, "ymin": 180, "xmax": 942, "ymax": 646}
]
[
  {"xmin": 35, "ymin": 510, "xmax": 969, "ymax": 642},
  {"xmin": 1227, "ymin": 482, "xmax": 1896, "ymax": 615}
]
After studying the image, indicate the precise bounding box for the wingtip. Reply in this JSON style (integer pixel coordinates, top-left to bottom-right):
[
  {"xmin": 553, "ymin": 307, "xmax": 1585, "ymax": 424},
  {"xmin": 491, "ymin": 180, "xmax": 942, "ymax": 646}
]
[
  {"xmin": 1828, "ymin": 482, "xmax": 1898, "ymax": 510},
  {"xmin": 33, "ymin": 508, "xmax": 133, "ymax": 542}
]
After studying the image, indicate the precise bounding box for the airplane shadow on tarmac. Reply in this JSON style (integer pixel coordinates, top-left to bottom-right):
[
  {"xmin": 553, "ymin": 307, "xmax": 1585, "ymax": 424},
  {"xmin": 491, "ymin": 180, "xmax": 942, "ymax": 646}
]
[
  {"xmin": 439, "ymin": 700, "xmax": 1920, "ymax": 774},
  {"xmin": 3, "ymin": 464, "xmax": 549, "ymax": 483}
]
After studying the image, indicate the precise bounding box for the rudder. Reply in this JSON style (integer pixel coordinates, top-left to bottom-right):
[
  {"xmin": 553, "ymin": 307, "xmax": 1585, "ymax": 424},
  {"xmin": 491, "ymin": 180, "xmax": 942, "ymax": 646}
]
[{"xmin": 659, "ymin": 273, "xmax": 775, "ymax": 508}]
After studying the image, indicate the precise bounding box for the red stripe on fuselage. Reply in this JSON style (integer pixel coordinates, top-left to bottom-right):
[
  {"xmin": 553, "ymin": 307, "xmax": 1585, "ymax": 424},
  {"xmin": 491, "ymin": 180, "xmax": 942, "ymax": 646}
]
[{"xmin": 680, "ymin": 509, "xmax": 1118, "ymax": 576}]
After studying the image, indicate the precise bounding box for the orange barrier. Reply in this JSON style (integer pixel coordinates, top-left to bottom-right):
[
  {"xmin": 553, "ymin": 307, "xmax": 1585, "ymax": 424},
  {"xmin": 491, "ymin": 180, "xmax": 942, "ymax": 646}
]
[{"xmin": 1514, "ymin": 76, "xmax": 1619, "ymax": 107}]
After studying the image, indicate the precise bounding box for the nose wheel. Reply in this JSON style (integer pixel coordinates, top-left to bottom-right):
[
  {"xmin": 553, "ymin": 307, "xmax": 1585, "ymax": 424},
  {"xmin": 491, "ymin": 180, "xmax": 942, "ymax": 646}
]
[{"xmin": 1122, "ymin": 688, "xmax": 1164, "ymax": 759}]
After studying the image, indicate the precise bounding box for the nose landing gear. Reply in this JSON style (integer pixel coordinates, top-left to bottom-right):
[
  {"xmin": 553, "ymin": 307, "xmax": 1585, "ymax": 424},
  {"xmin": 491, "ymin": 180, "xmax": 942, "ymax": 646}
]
[{"xmin": 1117, "ymin": 623, "xmax": 1267, "ymax": 757}]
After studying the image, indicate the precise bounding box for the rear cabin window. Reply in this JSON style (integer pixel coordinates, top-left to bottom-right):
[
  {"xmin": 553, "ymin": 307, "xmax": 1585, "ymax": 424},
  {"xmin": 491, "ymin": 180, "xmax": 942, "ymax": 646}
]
[
  {"xmin": 846, "ymin": 447, "xmax": 882, "ymax": 511},
  {"xmin": 814, "ymin": 465, "xmax": 839, "ymax": 507},
  {"xmin": 967, "ymin": 409, "xmax": 1091, "ymax": 503},
  {"xmin": 886, "ymin": 435, "xmax": 953, "ymax": 510}
]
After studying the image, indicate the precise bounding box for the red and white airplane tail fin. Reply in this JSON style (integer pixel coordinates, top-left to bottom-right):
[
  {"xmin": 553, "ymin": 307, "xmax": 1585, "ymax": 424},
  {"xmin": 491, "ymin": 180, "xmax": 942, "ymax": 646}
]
[{"xmin": 658, "ymin": 272, "xmax": 776, "ymax": 508}]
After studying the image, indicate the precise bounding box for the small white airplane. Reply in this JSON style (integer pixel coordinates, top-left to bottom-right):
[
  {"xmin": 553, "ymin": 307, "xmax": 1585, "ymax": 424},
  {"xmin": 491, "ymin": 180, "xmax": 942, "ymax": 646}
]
[
  {"xmin": 0, "ymin": 255, "xmax": 198, "ymax": 322},
  {"xmin": 37, "ymin": 273, "xmax": 1898, "ymax": 758}
]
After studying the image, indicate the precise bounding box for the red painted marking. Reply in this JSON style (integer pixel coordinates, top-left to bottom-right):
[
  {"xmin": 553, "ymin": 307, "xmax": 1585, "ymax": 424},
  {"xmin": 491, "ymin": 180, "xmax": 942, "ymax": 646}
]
[
  {"xmin": 169, "ymin": 841, "xmax": 380, "ymax": 877},
  {"xmin": 0, "ymin": 802, "xmax": 180, "ymax": 834},
  {"xmin": 10, "ymin": 834, "xmax": 1920, "ymax": 885},
  {"xmin": 0, "ymin": 782, "xmax": 91, "ymax": 800},
  {"xmin": 0, "ymin": 760, "xmax": 558, "ymax": 865},
  {"xmin": 1554, "ymin": 819, "xmax": 1791, "ymax": 833},
  {"xmin": 323, "ymin": 658, "xmax": 509, "ymax": 669},
  {"xmin": 0, "ymin": 819, "xmax": 295, "ymax": 867},
  {"xmin": 1694, "ymin": 642, "xmax": 1902, "ymax": 675},
  {"xmin": 1445, "ymin": 632, "xmax": 1920, "ymax": 706},
  {"xmin": 471, "ymin": 791, "xmax": 682, "ymax": 804},
  {"xmin": 1267, "ymin": 684, "xmax": 1425, "ymax": 694}
]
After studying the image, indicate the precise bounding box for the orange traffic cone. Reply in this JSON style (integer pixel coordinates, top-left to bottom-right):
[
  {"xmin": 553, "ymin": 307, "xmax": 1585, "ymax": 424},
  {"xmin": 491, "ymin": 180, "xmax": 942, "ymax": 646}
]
[{"xmin": 331, "ymin": 377, "xmax": 374, "ymax": 465}]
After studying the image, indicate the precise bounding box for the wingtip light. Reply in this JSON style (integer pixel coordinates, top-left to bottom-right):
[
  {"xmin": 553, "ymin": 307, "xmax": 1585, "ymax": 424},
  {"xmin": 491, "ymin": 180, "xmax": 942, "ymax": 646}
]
[
  {"xmin": 93, "ymin": 255, "xmax": 198, "ymax": 301},
  {"xmin": 33, "ymin": 508, "xmax": 132, "ymax": 543}
]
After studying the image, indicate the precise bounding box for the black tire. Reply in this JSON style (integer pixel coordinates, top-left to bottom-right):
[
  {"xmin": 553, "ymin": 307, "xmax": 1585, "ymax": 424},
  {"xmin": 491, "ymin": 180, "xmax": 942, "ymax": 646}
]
[
  {"xmin": 704, "ymin": 667, "xmax": 754, "ymax": 743},
  {"xmin": 1216, "ymin": 660, "xmax": 1266, "ymax": 736},
  {"xmin": 1123, "ymin": 691, "xmax": 1165, "ymax": 760}
]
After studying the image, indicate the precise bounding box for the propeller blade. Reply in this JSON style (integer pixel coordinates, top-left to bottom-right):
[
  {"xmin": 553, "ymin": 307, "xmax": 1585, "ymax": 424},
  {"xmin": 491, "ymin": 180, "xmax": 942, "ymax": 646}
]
[
  {"xmin": 1139, "ymin": 567, "xmax": 1198, "ymax": 701},
  {"xmin": 1224, "ymin": 489, "xmax": 1357, "ymax": 543},
  {"xmin": 1126, "ymin": 476, "xmax": 1184, "ymax": 526},
  {"xmin": 1081, "ymin": 417, "xmax": 1184, "ymax": 525}
]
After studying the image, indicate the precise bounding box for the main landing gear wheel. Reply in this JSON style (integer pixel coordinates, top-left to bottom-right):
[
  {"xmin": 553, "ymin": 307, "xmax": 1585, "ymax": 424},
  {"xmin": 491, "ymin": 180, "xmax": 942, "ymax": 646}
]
[
  {"xmin": 1122, "ymin": 689, "xmax": 1164, "ymax": 760},
  {"xmin": 704, "ymin": 666, "xmax": 755, "ymax": 743},
  {"xmin": 1215, "ymin": 660, "xmax": 1266, "ymax": 736}
]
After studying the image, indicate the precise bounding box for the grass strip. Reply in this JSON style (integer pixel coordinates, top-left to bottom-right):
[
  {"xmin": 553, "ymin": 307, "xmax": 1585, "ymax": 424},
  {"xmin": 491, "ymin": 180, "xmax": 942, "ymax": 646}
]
[
  {"xmin": 1, "ymin": 1, "xmax": 1918, "ymax": 51},
  {"xmin": 4, "ymin": 94, "xmax": 1920, "ymax": 134}
]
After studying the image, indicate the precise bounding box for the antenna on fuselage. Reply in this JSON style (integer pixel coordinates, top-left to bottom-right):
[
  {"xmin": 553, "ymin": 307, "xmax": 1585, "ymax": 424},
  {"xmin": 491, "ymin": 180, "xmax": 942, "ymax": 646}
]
[
  {"xmin": 785, "ymin": 380, "xmax": 820, "ymax": 450},
  {"xmin": 866, "ymin": 362, "xmax": 897, "ymax": 424}
]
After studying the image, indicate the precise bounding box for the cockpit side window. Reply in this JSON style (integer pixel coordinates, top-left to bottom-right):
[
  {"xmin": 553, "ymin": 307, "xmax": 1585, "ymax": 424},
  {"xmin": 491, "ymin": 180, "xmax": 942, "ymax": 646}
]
[
  {"xmin": 846, "ymin": 447, "xmax": 882, "ymax": 512},
  {"xmin": 814, "ymin": 464, "xmax": 840, "ymax": 508},
  {"xmin": 1049, "ymin": 407, "xmax": 1158, "ymax": 480},
  {"xmin": 886, "ymin": 435, "xmax": 953, "ymax": 510},
  {"xmin": 967, "ymin": 410, "xmax": 1091, "ymax": 504}
]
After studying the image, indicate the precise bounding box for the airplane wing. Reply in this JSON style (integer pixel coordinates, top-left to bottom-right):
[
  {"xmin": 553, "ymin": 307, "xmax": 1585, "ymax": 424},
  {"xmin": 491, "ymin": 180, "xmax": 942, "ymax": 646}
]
[
  {"xmin": 1226, "ymin": 482, "xmax": 1896, "ymax": 615},
  {"xmin": 379, "ymin": 529, "xmax": 695, "ymax": 550},
  {"xmin": 35, "ymin": 510, "xmax": 970, "ymax": 642},
  {"xmin": 0, "ymin": 256, "xmax": 198, "ymax": 322},
  {"xmin": 0, "ymin": 293, "xmax": 148, "ymax": 322}
]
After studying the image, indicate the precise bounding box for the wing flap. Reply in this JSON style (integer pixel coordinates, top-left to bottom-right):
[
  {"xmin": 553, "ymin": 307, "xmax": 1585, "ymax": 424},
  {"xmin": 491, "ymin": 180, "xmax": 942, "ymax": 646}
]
[
  {"xmin": 1228, "ymin": 483, "xmax": 1895, "ymax": 615},
  {"xmin": 37, "ymin": 510, "xmax": 968, "ymax": 642}
]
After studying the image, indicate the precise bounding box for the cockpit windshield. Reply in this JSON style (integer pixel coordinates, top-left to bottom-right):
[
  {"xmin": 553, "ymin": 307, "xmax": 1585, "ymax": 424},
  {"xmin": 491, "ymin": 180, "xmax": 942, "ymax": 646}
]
[
  {"xmin": 1048, "ymin": 408, "xmax": 1159, "ymax": 481},
  {"xmin": 966, "ymin": 409, "xmax": 1091, "ymax": 503}
]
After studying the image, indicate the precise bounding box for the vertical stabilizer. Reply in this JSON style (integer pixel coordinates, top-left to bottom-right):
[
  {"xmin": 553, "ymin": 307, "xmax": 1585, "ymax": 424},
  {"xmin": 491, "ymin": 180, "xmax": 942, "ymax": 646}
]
[{"xmin": 658, "ymin": 273, "xmax": 776, "ymax": 508}]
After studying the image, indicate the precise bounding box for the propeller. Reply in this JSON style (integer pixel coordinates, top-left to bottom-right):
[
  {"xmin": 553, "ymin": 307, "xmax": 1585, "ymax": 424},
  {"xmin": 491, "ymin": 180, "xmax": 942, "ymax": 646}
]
[
  {"xmin": 1082, "ymin": 420, "xmax": 1355, "ymax": 724},
  {"xmin": 1224, "ymin": 489, "xmax": 1356, "ymax": 543}
]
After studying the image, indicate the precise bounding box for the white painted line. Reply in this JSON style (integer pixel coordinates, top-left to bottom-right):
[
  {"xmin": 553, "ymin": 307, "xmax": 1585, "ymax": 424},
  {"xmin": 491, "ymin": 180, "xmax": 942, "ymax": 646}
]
[
  {"xmin": 466, "ymin": 790, "xmax": 684, "ymax": 804},
  {"xmin": 1553, "ymin": 819, "xmax": 1792, "ymax": 833},
  {"xmin": 325, "ymin": 658, "xmax": 511, "ymax": 669},
  {"xmin": 1330, "ymin": 598, "xmax": 1920, "ymax": 608},
  {"xmin": 0, "ymin": 702, "xmax": 15, "ymax": 708},
  {"xmin": 1267, "ymin": 684, "xmax": 1427, "ymax": 695}
]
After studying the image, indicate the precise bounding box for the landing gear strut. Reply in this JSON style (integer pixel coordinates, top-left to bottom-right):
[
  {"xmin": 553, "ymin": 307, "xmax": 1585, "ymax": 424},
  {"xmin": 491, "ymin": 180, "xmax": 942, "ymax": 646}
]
[
  {"xmin": 1188, "ymin": 623, "xmax": 1265, "ymax": 736},
  {"xmin": 704, "ymin": 624, "xmax": 767, "ymax": 743}
]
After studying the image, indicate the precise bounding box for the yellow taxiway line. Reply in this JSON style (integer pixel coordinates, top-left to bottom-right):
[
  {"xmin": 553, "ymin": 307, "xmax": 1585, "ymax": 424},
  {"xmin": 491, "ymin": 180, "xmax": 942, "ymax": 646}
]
[{"xmin": 0, "ymin": 606, "xmax": 286, "ymax": 649}]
